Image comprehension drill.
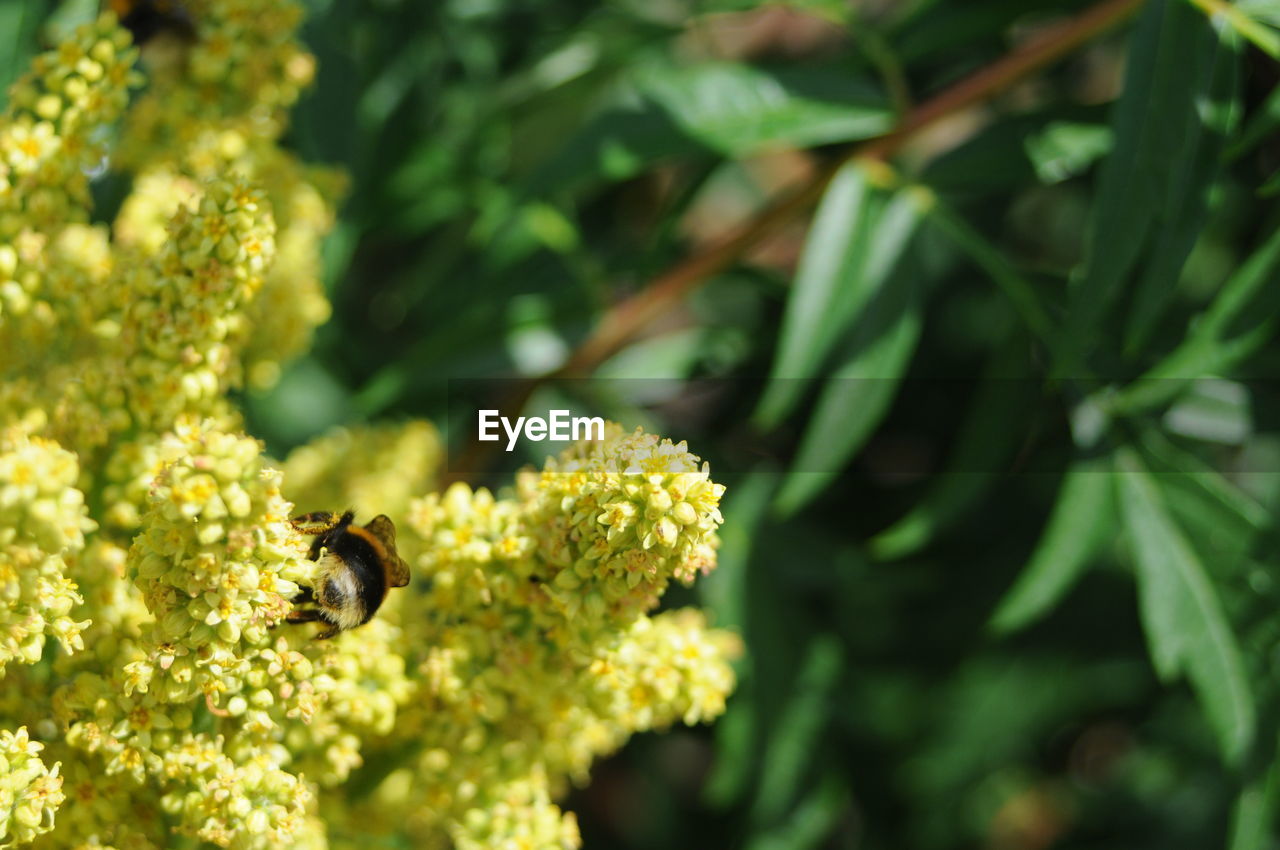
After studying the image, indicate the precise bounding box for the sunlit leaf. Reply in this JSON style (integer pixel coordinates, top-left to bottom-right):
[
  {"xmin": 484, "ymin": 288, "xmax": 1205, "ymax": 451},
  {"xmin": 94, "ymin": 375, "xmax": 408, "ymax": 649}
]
[
  {"xmin": 1117, "ymin": 448, "xmax": 1255, "ymax": 765},
  {"xmin": 1114, "ymin": 227, "xmax": 1280, "ymax": 415},
  {"xmin": 638, "ymin": 62, "xmax": 893, "ymax": 158},
  {"xmin": 755, "ymin": 163, "xmax": 874, "ymax": 427},
  {"xmin": 756, "ymin": 173, "xmax": 924, "ymax": 429},
  {"xmin": 1023, "ymin": 121, "xmax": 1112, "ymax": 185},
  {"xmin": 1162, "ymin": 378, "xmax": 1252, "ymax": 445},
  {"xmin": 773, "ymin": 259, "xmax": 923, "ymax": 516}
]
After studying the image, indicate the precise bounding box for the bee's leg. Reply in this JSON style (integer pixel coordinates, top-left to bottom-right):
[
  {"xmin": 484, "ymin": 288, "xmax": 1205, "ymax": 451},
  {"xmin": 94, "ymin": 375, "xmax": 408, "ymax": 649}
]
[
  {"xmin": 290, "ymin": 586, "xmax": 316, "ymax": 605},
  {"xmin": 289, "ymin": 512, "xmax": 341, "ymax": 535},
  {"xmin": 286, "ymin": 608, "xmax": 323, "ymax": 624},
  {"xmin": 314, "ymin": 623, "xmax": 341, "ymax": 640}
]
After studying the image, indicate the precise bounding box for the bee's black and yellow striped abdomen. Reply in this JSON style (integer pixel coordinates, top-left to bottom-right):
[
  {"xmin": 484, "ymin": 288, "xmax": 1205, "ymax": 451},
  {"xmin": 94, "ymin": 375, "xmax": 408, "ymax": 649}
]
[{"xmin": 286, "ymin": 509, "xmax": 410, "ymax": 639}]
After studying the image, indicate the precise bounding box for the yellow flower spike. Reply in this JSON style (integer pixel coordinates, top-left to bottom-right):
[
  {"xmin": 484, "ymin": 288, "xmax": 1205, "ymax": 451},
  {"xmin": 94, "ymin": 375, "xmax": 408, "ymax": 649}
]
[
  {"xmin": 337, "ymin": 423, "xmax": 739, "ymax": 847},
  {"xmin": 0, "ymin": 6, "xmax": 737, "ymax": 848},
  {"xmin": 0, "ymin": 727, "xmax": 65, "ymax": 846},
  {"xmin": 0, "ymin": 429, "xmax": 93, "ymax": 674},
  {"xmin": 281, "ymin": 421, "xmax": 441, "ymax": 534}
]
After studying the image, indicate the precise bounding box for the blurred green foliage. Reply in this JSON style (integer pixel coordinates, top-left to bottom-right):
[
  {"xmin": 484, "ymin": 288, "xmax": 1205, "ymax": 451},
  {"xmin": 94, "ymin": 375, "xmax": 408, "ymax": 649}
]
[{"xmin": 17, "ymin": 0, "xmax": 1280, "ymax": 846}]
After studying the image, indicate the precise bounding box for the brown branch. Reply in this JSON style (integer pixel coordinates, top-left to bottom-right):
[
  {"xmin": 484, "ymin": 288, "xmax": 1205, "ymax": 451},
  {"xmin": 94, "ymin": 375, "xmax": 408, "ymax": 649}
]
[
  {"xmin": 444, "ymin": 0, "xmax": 1144, "ymax": 480},
  {"xmin": 557, "ymin": 0, "xmax": 1143, "ymax": 376}
]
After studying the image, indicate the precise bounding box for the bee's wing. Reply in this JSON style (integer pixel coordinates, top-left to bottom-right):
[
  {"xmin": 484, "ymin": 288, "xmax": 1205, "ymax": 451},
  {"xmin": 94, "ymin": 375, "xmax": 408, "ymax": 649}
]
[
  {"xmin": 367, "ymin": 515, "xmax": 412, "ymax": 587},
  {"xmin": 387, "ymin": 556, "xmax": 411, "ymax": 588}
]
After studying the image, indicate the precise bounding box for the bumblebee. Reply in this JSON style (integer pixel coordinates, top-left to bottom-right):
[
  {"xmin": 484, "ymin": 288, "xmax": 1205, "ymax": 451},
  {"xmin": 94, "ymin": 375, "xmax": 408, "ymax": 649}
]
[
  {"xmin": 107, "ymin": 0, "xmax": 197, "ymax": 45},
  {"xmin": 287, "ymin": 510, "xmax": 410, "ymax": 639}
]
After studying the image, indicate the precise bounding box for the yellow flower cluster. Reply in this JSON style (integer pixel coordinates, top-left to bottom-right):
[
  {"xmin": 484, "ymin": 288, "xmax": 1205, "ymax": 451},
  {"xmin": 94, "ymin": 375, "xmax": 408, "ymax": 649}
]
[
  {"xmin": 0, "ymin": 428, "xmax": 92, "ymax": 672},
  {"xmin": 128, "ymin": 426, "xmax": 303, "ymax": 698},
  {"xmin": 312, "ymin": 426, "xmax": 740, "ymax": 849},
  {"xmin": 113, "ymin": 0, "xmax": 315, "ymax": 170},
  {"xmin": 111, "ymin": 0, "xmax": 335, "ymax": 391},
  {"xmin": 0, "ymin": 18, "xmax": 137, "ymax": 244},
  {"xmin": 0, "ymin": 728, "xmax": 63, "ymax": 848},
  {"xmin": 281, "ymin": 421, "xmax": 442, "ymax": 525},
  {"xmin": 525, "ymin": 425, "xmax": 725, "ymax": 636},
  {"xmin": 0, "ymin": 14, "xmax": 140, "ymax": 398},
  {"xmin": 0, "ymin": 5, "xmax": 740, "ymax": 849}
]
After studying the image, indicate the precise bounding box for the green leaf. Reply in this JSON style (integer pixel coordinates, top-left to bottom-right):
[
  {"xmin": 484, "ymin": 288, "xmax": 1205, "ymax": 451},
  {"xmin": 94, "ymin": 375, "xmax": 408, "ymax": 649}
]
[
  {"xmin": 1137, "ymin": 427, "xmax": 1269, "ymax": 534},
  {"xmin": 1237, "ymin": 0, "xmax": 1280, "ymax": 28},
  {"xmin": 756, "ymin": 171, "xmax": 924, "ymax": 428},
  {"xmin": 1161, "ymin": 378, "xmax": 1252, "ymax": 445},
  {"xmin": 1023, "ymin": 121, "xmax": 1112, "ymax": 185},
  {"xmin": 529, "ymin": 61, "xmax": 893, "ymax": 198},
  {"xmin": 773, "ymin": 257, "xmax": 923, "ymax": 516},
  {"xmin": 1113, "ymin": 227, "xmax": 1280, "ymax": 415},
  {"xmin": 1063, "ymin": 0, "xmax": 1227, "ymax": 363},
  {"xmin": 1125, "ymin": 25, "xmax": 1241, "ymax": 353},
  {"xmin": 926, "ymin": 199, "xmax": 1056, "ymax": 346},
  {"xmin": 0, "ymin": 0, "xmax": 46, "ymax": 96},
  {"xmin": 1208, "ymin": 0, "xmax": 1280, "ymax": 58},
  {"xmin": 1117, "ymin": 448, "xmax": 1255, "ymax": 765},
  {"xmin": 1229, "ymin": 735, "xmax": 1280, "ymax": 850},
  {"xmin": 1134, "ymin": 428, "xmax": 1268, "ymax": 589},
  {"xmin": 1262, "ymin": 164, "xmax": 1280, "ymax": 197},
  {"xmin": 745, "ymin": 772, "xmax": 847, "ymax": 850},
  {"xmin": 699, "ymin": 0, "xmax": 851, "ymax": 20},
  {"xmin": 754, "ymin": 163, "xmax": 874, "ymax": 427},
  {"xmin": 525, "ymin": 103, "xmax": 702, "ymax": 196},
  {"xmin": 637, "ymin": 62, "xmax": 893, "ymax": 158},
  {"xmin": 1228, "ymin": 80, "xmax": 1280, "ymax": 160},
  {"xmin": 988, "ymin": 452, "xmax": 1116, "ymax": 634},
  {"xmin": 750, "ymin": 635, "xmax": 843, "ymax": 827},
  {"xmin": 700, "ymin": 469, "xmax": 776, "ymax": 633}
]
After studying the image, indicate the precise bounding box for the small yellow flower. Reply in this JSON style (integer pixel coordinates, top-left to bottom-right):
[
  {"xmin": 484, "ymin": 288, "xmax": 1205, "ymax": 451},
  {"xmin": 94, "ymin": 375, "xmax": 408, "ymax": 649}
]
[{"xmin": 0, "ymin": 7, "xmax": 737, "ymax": 850}]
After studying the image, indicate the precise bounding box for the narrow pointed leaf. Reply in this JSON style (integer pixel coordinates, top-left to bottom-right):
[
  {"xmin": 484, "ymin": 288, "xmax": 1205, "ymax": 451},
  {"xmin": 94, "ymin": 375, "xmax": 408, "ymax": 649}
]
[
  {"xmin": 1125, "ymin": 26, "xmax": 1241, "ymax": 352},
  {"xmin": 1229, "ymin": 741, "xmax": 1280, "ymax": 850},
  {"xmin": 989, "ymin": 453, "xmax": 1116, "ymax": 634},
  {"xmin": 1117, "ymin": 448, "xmax": 1255, "ymax": 765},
  {"xmin": 1228, "ymin": 80, "xmax": 1280, "ymax": 160},
  {"xmin": 1064, "ymin": 0, "xmax": 1222, "ymax": 361},
  {"xmin": 1114, "ymin": 227, "xmax": 1280, "ymax": 415},
  {"xmin": 699, "ymin": 470, "xmax": 775, "ymax": 633},
  {"xmin": 745, "ymin": 772, "xmax": 847, "ymax": 850},
  {"xmin": 774, "ymin": 265, "xmax": 922, "ymax": 516},
  {"xmin": 1138, "ymin": 427, "xmax": 1269, "ymax": 533},
  {"xmin": 638, "ymin": 62, "xmax": 893, "ymax": 158},
  {"xmin": 755, "ymin": 162, "xmax": 875, "ymax": 428},
  {"xmin": 750, "ymin": 635, "xmax": 843, "ymax": 827}
]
